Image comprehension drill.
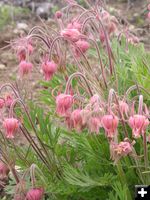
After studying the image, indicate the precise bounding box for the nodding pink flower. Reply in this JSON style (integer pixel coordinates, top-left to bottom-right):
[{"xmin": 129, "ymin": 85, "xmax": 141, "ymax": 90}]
[
  {"xmin": 0, "ymin": 98, "xmax": 5, "ymax": 109},
  {"xmin": 55, "ymin": 11, "xmax": 62, "ymax": 19},
  {"xmin": 74, "ymin": 40, "xmax": 90, "ymax": 57},
  {"xmin": 3, "ymin": 118, "xmax": 19, "ymax": 139},
  {"xmin": 101, "ymin": 115, "xmax": 119, "ymax": 138},
  {"xmin": 90, "ymin": 94, "xmax": 100, "ymax": 104},
  {"xmin": 42, "ymin": 61, "xmax": 57, "ymax": 81},
  {"xmin": 0, "ymin": 161, "xmax": 10, "ymax": 179},
  {"xmin": 148, "ymin": 12, "xmax": 150, "ymax": 19},
  {"xmin": 11, "ymin": 37, "xmax": 33, "ymax": 61},
  {"xmin": 119, "ymin": 101, "xmax": 129, "ymax": 116},
  {"xmin": 128, "ymin": 115, "xmax": 149, "ymax": 138},
  {"xmin": 67, "ymin": 21, "xmax": 81, "ymax": 31},
  {"xmin": 19, "ymin": 61, "xmax": 33, "ymax": 78},
  {"xmin": 26, "ymin": 188, "xmax": 44, "ymax": 200},
  {"xmin": 88, "ymin": 116, "xmax": 101, "ymax": 134},
  {"xmin": 61, "ymin": 28, "xmax": 81, "ymax": 42},
  {"xmin": 71, "ymin": 109, "xmax": 83, "ymax": 132},
  {"xmin": 5, "ymin": 94, "xmax": 13, "ymax": 107},
  {"xmin": 56, "ymin": 94, "xmax": 73, "ymax": 116}
]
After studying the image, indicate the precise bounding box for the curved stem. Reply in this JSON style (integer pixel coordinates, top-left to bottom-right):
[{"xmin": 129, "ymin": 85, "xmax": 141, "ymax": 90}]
[
  {"xmin": 65, "ymin": 72, "xmax": 93, "ymax": 96},
  {"xmin": 29, "ymin": 34, "xmax": 51, "ymax": 48},
  {"xmin": 0, "ymin": 83, "xmax": 20, "ymax": 98},
  {"xmin": 84, "ymin": 37, "xmax": 107, "ymax": 88},
  {"xmin": 108, "ymin": 89, "xmax": 128, "ymax": 137},
  {"xmin": 125, "ymin": 85, "xmax": 150, "ymax": 99}
]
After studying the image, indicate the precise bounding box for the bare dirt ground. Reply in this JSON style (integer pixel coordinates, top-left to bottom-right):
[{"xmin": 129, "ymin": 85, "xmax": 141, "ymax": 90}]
[{"xmin": 0, "ymin": 0, "xmax": 149, "ymax": 88}]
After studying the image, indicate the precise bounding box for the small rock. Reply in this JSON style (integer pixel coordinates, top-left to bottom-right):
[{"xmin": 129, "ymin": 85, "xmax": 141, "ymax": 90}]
[
  {"xmin": 17, "ymin": 22, "xmax": 28, "ymax": 30},
  {"xmin": 0, "ymin": 64, "xmax": 6, "ymax": 70}
]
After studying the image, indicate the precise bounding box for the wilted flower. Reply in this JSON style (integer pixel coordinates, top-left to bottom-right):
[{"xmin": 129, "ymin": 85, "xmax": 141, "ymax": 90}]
[
  {"xmin": 74, "ymin": 40, "xmax": 90, "ymax": 57},
  {"xmin": 61, "ymin": 28, "xmax": 81, "ymax": 42},
  {"xmin": 11, "ymin": 37, "xmax": 34, "ymax": 61},
  {"xmin": 67, "ymin": 21, "xmax": 81, "ymax": 31},
  {"xmin": 119, "ymin": 101, "xmax": 129, "ymax": 116},
  {"xmin": 56, "ymin": 94, "xmax": 73, "ymax": 116},
  {"xmin": 26, "ymin": 188, "xmax": 44, "ymax": 200},
  {"xmin": 110, "ymin": 139, "xmax": 133, "ymax": 163},
  {"xmin": 88, "ymin": 116, "xmax": 101, "ymax": 133},
  {"xmin": 71, "ymin": 109, "xmax": 83, "ymax": 132},
  {"xmin": 0, "ymin": 98, "xmax": 5, "ymax": 109},
  {"xmin": 42, "ymin": 60, "xmax": 57, "ymax": 81},
  {"xmin": 5, "ymin": 94, "xmax": 14, "ymax": 107},
  {"xmin": 3, "ymin": 118, "xmax": 19, "ymax": 139},
  {"xmin": 19, "ymin": 61, "xmax": 33, "ymax": 78},
  {"xmin": 101, "ymin": 114, "xmax": 118, "ymax": 138},
  {"xmin": 128, "ymin": 115, "xmax": 149, "ymax": 138},
  {"xmin": 0, "ymin": 161, "xmax": 10, "ymax": 179}
]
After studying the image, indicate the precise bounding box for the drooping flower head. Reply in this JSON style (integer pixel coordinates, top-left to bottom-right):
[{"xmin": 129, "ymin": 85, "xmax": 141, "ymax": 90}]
[
  {"xmin": 5, "ymin": 94, "xmax": 14, "ymax": 107},
  {"xmin": 0, "ymin": 161, "xmax": 10, "ymax": 179},
  {"xmin": 74, "ymin": 40, "xmax": 90, "ymax": 57},
  {"xmin": 101, "ymin": 114, "xmax": 118, "ymax": 139},
  {"xmin": 61, "ymin": 28, "xmax": 81, "ymax": 42},
  {"xmin": 67, "ymin": 20, "xmax": 81, "ymax": 31},
  {"xmin": 88, "ymin": 116, "xmax": 101, "ymax": 134},
  {"xmin": 42, "ymin": 60, "xmax": 57, "ymax": 81},
  {"xmin": 26, "ymin": 188, "xmax": 44, "ymax": 200},
  {"xmin": 3, "ymin": 118, "xmax": 19, "ymax": 139},
  {"xmin": 56, "ymin": 94, "xmax": 73, "ymax": 116},
  {"xmin": 128, "ymin": 115, "xmax": 149, "ymax": 138},
  {"xmin": 19, "ymin": 61, "xmax": 33, "ymax": 78},
  {"xmin": 11, "ymin": 37, "xmax": 34, "ymax": 61},
  {"xmin": 70, "ymin": 109, "xmax": 84, "ymax": 132}
]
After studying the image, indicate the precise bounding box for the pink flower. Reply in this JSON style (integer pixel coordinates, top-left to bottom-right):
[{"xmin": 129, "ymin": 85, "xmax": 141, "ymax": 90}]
[
  {"xmin": 0, "ymin": 98, "xmax": 5, "ymax": 109},
  {"xmin": 148, "ymin": 12, "xmax": 150, "ymax": 19},
  {"xmin": 0, "ymin": 161, "xmax": 10, "ymax": 179},
  {"xmin": 42, "ymin": 61, "xmax": 57, "ymax": 81},
  {"xmin": 19, "ymin": 61, "xmax": 33, "ymax": 78},
  {"xmin": 90, "ymin": 94, "xmax": 100, "ymax": 104},
  {"xmin": 67, "ymin": 21, "xmax": 81, "ymax": 31},
  {"xmin": 55, "ymin": 11, "xmax": 62, "ymax": 19},
  {"xmin": 71, "ymin": 109, "xmax": 83, "ymax": 132},
  {"xmin": 110, "ymin": 140, "xmax": 133, "ymax": 163},
  {"xmin": 88, "ymin": 116, "xmax": 101, "ymax": 133},
  {"xmin": 74, "ymin": 40, "xmax": 90, "ymax": 57},
  {"xmin": 61, "ymin": 28, "xmax": 81, "ymax": 42},
  {"xmin": 128, "ymin": 115, "xmax": 149, "ymax": 138},
  {"xmin": 26, "ymin": 188, "xmax": 44, "ymax": 200},
  {"xmin": 3, "ymin": 118, "xmax": 19, "ymax": 139},
  {"xmin": 101, "ymin": 114, "xmax": 118, "ymax": 138},
  {"xmin": 56, "ymin": 94, "xmax": 73, "ymax": 116},
  {"xmin": 11, "ymin": 37, "xmax": 33, "ymax": 61},
  {"xmin": 5, "ymin": 94, "xmax": 13, "ymax": 107}
]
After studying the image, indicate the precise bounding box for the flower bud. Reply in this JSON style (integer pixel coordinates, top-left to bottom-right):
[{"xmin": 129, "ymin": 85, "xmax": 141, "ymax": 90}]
[{"xmin": 3, "ymin": 118, "xmax": 19, "ymax": 139}]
